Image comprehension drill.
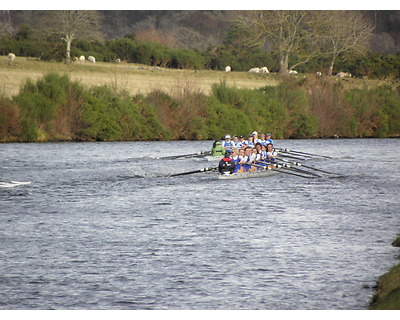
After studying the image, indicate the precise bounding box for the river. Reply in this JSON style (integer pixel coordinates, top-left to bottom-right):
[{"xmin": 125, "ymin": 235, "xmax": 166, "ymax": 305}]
[{"xmin": 0, "ymin": 139, "xmax": 399, "ymax": 310}]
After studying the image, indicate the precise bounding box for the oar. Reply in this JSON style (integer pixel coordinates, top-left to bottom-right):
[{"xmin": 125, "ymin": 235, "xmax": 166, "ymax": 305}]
[
  {"xmin": 276, "ymin": 148, "xmax": 332, "ymax": 159},
  {"xmin": 169, "ymin": 167, "xmax": 217, "ymax": 177},
  {"xmin": 157, "ymin": 151, "xmax": 211, "ymax": 160},
  {"xmin": 250, "ymin": 163, "xmax": 315, "ymax": 179},
  {"xmin": 275, "ymin": 152, "xmax": 309, "ymax": 161},
  {"xmin": 256, "ymin": 160, "xmax": 321, "ymax": 177},
  {"xmin": 275, "ymin": 157, "xmax": 338, "ymax": 175}
]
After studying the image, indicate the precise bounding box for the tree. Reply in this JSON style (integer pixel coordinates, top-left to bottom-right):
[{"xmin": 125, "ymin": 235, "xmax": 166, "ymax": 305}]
[
  {"xmin": 312, "ymin": 11, "xmax": 374, "ymax": 75},
  {"xmin": 232, "ymin": 10, "xmax": 315, "ymax": 74},
  {"xmin": 41, "ymin": 10, "xmax": 103, "ymax": 63},
  {"xmin": 0, "ymin": 10, "xmax": 14, "ymax": 36}
]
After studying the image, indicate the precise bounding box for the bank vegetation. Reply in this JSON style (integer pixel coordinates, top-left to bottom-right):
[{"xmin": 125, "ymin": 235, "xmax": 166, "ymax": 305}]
[{"xmin": 0, "ymin": 70, "xmax": 399, "ymax": 142}]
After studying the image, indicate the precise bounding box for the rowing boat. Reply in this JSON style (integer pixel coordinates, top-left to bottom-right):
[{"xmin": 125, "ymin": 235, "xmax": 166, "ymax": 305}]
[
  {"xmin": 205, "ymin": 155, "xmax": 222, "ymax": 162},
  {"xmin": 218, "ymin": 168, "xmax": 279, "ymax": 180}
]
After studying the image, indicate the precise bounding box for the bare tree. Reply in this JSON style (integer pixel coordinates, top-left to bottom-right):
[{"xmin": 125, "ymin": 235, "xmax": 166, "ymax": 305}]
[
  {"xmin": 0, "ymin": 10, "xmax": 14, "ymax": 36},
  {"xmin": 41, "ymin": 10, "xmax": 103, "ymax": 63},
  {"xmin": 232, "ymin": 10, "xmax": 315, "ymax": 74},
  {"xmin": 312, "ymin": 11, "xmax": 374, "ymax": 75}
]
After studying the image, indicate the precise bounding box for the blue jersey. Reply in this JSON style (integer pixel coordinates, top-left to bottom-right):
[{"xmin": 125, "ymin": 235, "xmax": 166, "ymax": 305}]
[
  {"xmin": 234, "ymin": 141, "xmax": 244, "ymax": 149},
  {"xmin": 222, "ymin": 140, "xmax": 235, "ymax": 151},
  {"xmin": 241, "ymin": 155, "xmax": 253, "ymax": 171}
]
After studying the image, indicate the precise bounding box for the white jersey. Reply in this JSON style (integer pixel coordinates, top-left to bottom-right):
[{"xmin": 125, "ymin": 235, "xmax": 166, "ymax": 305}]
[
  {"xmin": 266, "ymin": 151, "xmax": 277, "ymax": 159},
  {"xmin": 222, "ymin": 140, "xmax": 235, "ymax": 150},
  {"xmin": 234, "ymin": 141, "xmax": 244, "ymax": 149}
]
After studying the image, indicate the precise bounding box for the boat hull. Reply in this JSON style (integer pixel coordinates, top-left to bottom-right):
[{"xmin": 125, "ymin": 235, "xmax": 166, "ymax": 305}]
[
  {"xmin": 218, "ymin": 169, "xmax": 278, "ymax": 180},
  {"xmin": 205, "ymin": 155, "xmax": 222, "ymax": 162}
]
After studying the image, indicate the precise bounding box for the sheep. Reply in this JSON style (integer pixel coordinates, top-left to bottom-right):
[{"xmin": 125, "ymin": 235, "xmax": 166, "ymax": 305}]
[
  {"xmin": 288, "ymin": 70, "xmax": 298, "ymax": 75},
  {"xmin": 336, "ymin": 71, "xmax": 352, "ymax": 78},
  {"xmin": 78, "ymin": 55, "xmax": 85, "ymax": 63},
  {"xmin": 225, "ymin": 66, "xmax": 231, "ymax": 72},
  {"xmin": 88, "ymin": 56, "xmax": 96, "ymax": 63},
  {"xmin": 316, "ymin": 71, "xmax": 322, "ymax": 78},
  {"xmin": 116, "ymin": 58, "xmax": 121, "ymax": 63},
  {"xmin": 8, "ymin": 53, "xmax": 16, "ymax": 64},
  {"xmin": 248, "ymin": 67, "xmax": 260, "ymax": 73},
  {"xmin": 259, "ymin": 67, "xmax": 269, "ymax": 74}
]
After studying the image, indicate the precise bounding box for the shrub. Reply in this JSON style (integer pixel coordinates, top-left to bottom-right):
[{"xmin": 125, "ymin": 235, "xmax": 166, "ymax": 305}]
[{"xmin": 0, "ymin": 98, "xmax": 22, "ymax": 141}]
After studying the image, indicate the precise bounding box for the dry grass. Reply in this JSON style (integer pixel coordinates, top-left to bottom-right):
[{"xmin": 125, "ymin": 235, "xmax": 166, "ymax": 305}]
[{"xmin": 0, "ymin": 56, "xmax": 280, "ymax": 98}]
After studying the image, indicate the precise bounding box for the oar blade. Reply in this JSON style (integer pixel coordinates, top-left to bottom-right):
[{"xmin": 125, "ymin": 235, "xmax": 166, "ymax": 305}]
[
  {"xmin": 169, "ymin": 167, "xmax": 217, "ymax": 177},
  {"xmin": 158, "ymin": 151, "xmax": 211, "ymax": 160}
]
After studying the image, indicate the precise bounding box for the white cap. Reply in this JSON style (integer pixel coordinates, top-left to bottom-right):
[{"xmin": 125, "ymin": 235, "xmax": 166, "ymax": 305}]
[
  {"xmin": 252, "ymin": 131, "xmax": 258, "ymax": 135},
  {"xmin": 225, "ymin": 135, "xmax": 231, "ymax": 139}
]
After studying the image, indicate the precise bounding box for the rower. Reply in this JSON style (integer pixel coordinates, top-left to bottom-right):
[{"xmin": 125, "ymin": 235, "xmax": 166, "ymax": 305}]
[
  {"xmin": 237, "ymin": 135, "xmax": 246, "ymax": 149},
  {"xmin": 252, "ymin": 131, "xmax": 259, "ymax": 143},
  {"xmin": 233, "ymin": 135, "xmax": 244, "ymax": 149},
  {"xmin": 239, "ymin": 146, "xmax": 254, "ymax": 172},
  {"xmin": 244, "ymin": 135, "xmax": 254, "ymax": 148},
  {"xmin": 266, "ymin": 133, "xmax": 274, "ymax": 145},
  {"xmin": 266, "ymin": 143, "xmax": 277, "ymax": 162},
  {"xmin": 218, "ymin": 150, "xmax": 235, "ymax": 175},
  {"xmin": 231, "ymin": 148, "xmax": 243, "ymax": 173},
  {"xmin": 259, "ymin": 133, "xmax": 267, "ymax": 146},
  {"xmin": 222, "ymin": 135, "xmax": 235, "ymax": 152}
]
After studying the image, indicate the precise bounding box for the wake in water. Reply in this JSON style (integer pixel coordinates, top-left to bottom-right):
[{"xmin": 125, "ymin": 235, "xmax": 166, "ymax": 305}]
[{"xmin": 0, "ymin": 181, "xmax": 31, "ymax": 188}]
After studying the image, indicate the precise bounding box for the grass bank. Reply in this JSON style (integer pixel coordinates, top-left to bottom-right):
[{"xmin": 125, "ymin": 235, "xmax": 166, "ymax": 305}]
[{"xmin": 369, "ymin": 236, "xmax": 400, "ymax": 309}]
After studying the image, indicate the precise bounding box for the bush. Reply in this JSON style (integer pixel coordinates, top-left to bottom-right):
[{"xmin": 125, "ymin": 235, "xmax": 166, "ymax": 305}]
[
  {"xmin": 80, "ymin": 85, "xmax": 169, "ymax": 141},
  {"xmin": 0, "ymin": 98, "xmax": 22, "ymax": 141}
]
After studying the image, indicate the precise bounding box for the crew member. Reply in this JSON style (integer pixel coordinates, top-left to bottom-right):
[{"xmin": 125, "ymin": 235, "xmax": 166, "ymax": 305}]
[
  {"xmin": 211, "ymin": 140, "xmax": 225, "ymax": 156},
  {"xmin": 222, "ymin": 135, "xmax": 235, "ymax": 151},
  {"xmin": 218, "ymin": 150, "xmax": 235, "ymax": 174}
]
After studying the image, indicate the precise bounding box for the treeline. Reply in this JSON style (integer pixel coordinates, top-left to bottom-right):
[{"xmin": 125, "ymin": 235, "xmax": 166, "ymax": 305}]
[
  {"xmin": 1, "ymin": 26, "xmax": 400, "ymax": 79},
  {"xmin": 1, "ymin": 73, "xmax": 399, "ymax": 142}
]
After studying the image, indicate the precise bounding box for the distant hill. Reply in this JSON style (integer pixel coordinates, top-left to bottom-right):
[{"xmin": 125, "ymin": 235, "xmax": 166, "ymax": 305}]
[{"xmin": 1, "ymin": 10, "xmax": 400, "ymax": 53}]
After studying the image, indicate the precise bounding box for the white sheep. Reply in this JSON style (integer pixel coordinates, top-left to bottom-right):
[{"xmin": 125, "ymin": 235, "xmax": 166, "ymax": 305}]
[
  {"xmin": 337, "ymin": 72, "xmax": 351, "ymax": 78},
  {"xmin": 260, "ymin": 67, "xmax": 269, "ymax": 74},
  {"xmin": 8, "ymin": 53, "xmax": 16, "ymax": 64},
  {"xmin": 116, "ymin": 58, "xmax": 121, "ymax": 63},
  {"xmin": 79, "ymin": 55, "xmax": 85, "ymax": 63},
  {"xmin": 225, "ymin": 66, "xmax": 231, "ymax": 72},
  {"xmin": 316, "ymin": 71, "xmax": 322, "ymax": 78},
  {"xmin": 248, "ymin": 67, "xmax": 260, "ymax": 73},
  {"xmin": 88, "ymin": 56, "xmax": 96, "ymax": 63},
  {"xmin": 288, "ymin": 70, "xmax": 298, "ymax": 75}
]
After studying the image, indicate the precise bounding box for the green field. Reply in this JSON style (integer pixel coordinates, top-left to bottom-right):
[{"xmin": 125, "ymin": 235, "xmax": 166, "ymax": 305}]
[
  {"xmin": 2, "ymin": 55, "xmax": 391, "ymax": 98},
  {"xmin": 1, "ymin": 56, "xmax": 283, "ymax": 98}
]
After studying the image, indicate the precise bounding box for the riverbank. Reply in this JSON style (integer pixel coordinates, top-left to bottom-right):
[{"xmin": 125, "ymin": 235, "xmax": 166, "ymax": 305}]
[
  {"xmin": 1, "ymin": 57, "xmax": 400, "ymax": 142},
  {"xmin": 369, "ymin": 235, "xmax": 400, "ymax": 309}
]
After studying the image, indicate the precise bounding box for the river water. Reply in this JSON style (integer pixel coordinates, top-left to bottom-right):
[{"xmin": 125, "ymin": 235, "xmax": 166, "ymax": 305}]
[{"xmin": 0, "ymin": 139, "xmax": 399, "ymax": 310}]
